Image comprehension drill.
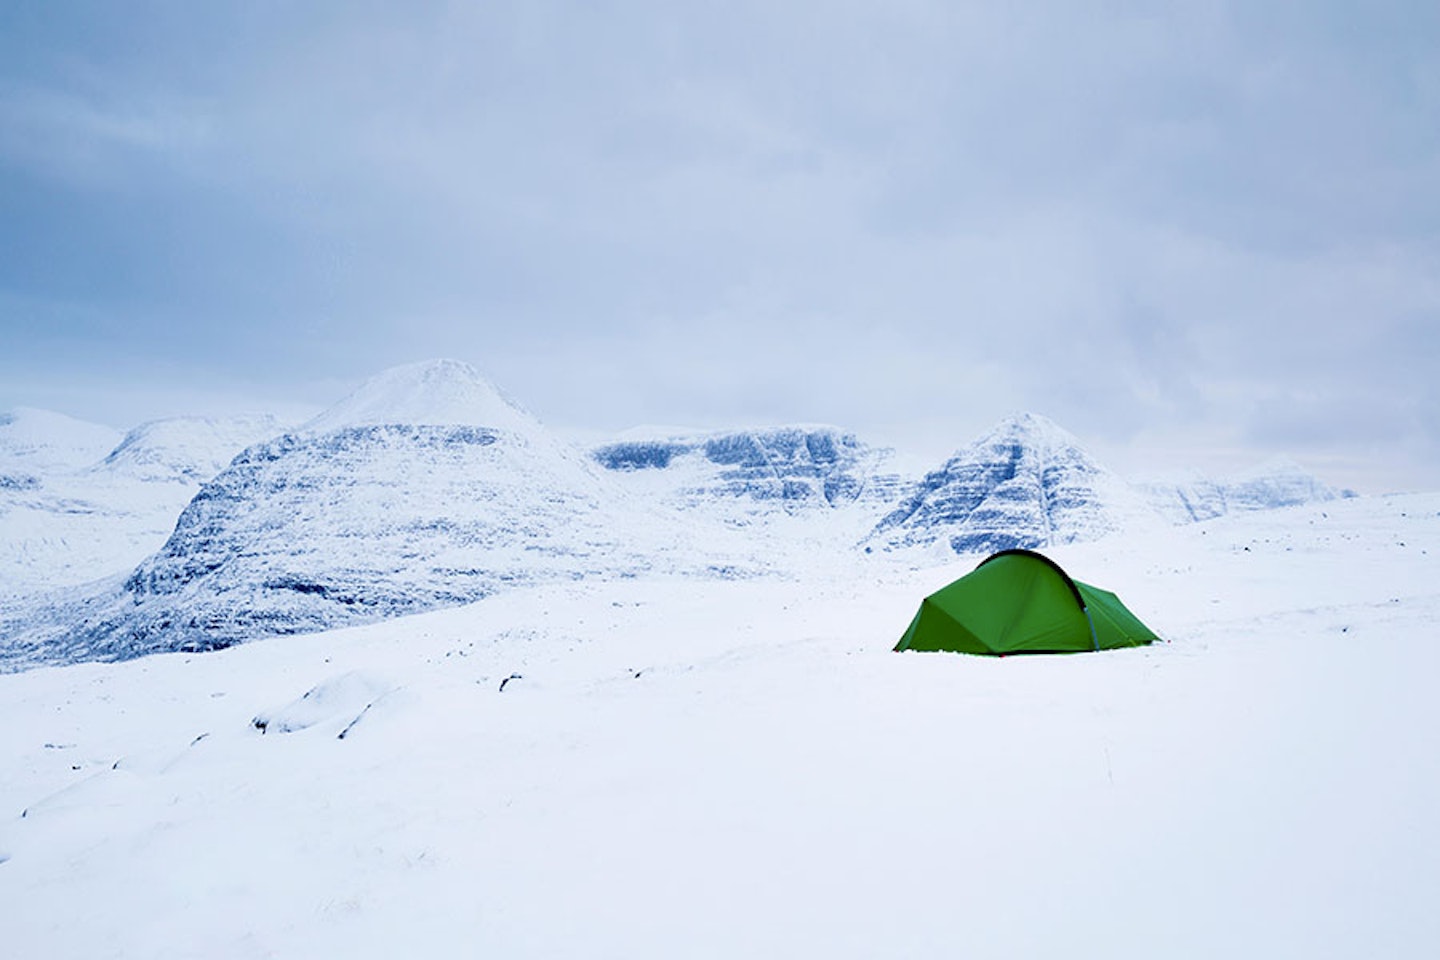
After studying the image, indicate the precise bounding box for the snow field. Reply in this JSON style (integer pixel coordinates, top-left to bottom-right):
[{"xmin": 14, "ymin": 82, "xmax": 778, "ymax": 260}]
[{"xmin": 1, "ymin": 493, "xmax": 1438, "ymax": 958}]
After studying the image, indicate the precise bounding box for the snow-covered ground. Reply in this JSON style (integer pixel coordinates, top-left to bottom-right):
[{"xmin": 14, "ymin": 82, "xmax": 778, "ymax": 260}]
[{"xmin": 2, "ymin": 491, "xmax": 1437, "ymax": 958}]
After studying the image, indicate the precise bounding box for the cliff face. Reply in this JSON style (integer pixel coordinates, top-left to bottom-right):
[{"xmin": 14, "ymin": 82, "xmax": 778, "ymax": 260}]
[
  {"xmin": 865, "ymin": 414, "xmax": 1153, "ymax": 556},
  {"xmin": 593, "ymin": 426, "xmax": 905, "ymax": 517}
]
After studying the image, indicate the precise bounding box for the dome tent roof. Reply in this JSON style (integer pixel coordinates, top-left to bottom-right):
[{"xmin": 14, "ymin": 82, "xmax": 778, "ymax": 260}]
[{"xmin": 895, "ymin": 549, "xmax": 1158, "ymax": 655}]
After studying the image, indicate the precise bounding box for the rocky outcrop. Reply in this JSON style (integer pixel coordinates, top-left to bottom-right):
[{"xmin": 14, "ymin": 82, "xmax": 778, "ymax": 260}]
[
  {"xmin": 594, "ymin": 425, "xmax": 906, "ymax": 519},
  {"xmin": 865, "ymin": 414, "xmax": 1155, "ymax": 556}
]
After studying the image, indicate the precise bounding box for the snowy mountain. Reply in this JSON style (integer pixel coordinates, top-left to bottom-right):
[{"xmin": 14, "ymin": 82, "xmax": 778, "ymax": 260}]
[
  {"xmin": 101, "ymin": 415, "xmax": 286, "ymax": 484},
  {"xmin": 1, "ymin": 363, "xmax": 1366, "ymax": 670},
  {"xmin": 592, "ymin": 425, "xmax": 908, "ymax": 537},
  {"xmin": 0, "ymin": 412, "xmax": 287, "ymax": 593},
  {"xmin": 0, "ymin": 361, "xmax": 760, "ymax": 669},
  {"xmin": 1139, "ymin": 458, "xmax": 1357, "ymax": 524},
  {"xmin": 0, "ymin": 407, "xmax": 122, "ymax": 482},
  {"xmin": 865, "ymin": 413, "xmax": 1159, "ymax": 557}
]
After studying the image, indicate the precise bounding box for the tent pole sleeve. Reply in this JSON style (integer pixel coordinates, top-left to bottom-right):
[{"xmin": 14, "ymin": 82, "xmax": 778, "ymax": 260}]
[{"xmin": 1084, "ymin": 607, "xmax": 1099, "ymax": 651}]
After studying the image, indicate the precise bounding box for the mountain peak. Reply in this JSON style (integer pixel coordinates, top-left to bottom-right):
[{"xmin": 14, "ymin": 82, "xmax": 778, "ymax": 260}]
[
  {"xmin": 868, "ymin": 412, "xmax": 1152, "ymax": 555},
  {"xmin": 301, "ymin": 359, "xmax": 540, "ymax": 436},
  {"xmin": 979, "ymin": 412, "xmax": 1082, "ymax": 453}
]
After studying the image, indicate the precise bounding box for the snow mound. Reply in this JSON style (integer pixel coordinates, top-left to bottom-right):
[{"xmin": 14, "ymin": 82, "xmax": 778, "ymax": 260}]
[{"xmin": 252, "ymin": 671, "xmax": 398, "ymax": 736}]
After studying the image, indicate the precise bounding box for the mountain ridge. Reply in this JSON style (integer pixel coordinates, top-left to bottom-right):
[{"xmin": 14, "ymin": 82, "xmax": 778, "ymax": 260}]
[
  {"xmin": 0, "ymin": 365, "xmax": 768, "ymax": 669},
  {"xmin": 0, "ymin": 362, "xmax": 1361, "ymax": 670}
]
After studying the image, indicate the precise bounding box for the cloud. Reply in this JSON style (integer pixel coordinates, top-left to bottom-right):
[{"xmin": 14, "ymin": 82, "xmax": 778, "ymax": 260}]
[
  {"xmin": 0, "ymin": 83, "xmax": 214, "ymax": 187},
  {"xmin": 1, "ymin": 1, "xmax": 1437, "ymax": 490}
]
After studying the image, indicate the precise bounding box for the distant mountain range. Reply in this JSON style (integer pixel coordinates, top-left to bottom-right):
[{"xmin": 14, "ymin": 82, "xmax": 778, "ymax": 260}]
[
  {"xmin": 0, "ymin": 359, "xmax": 1355, "ymax": 670},
  {"xmin": 1137, "ymin": 460, "xmax": 1355, "ymax": 523},
  {"xmin": 0, "ymin": 361, "xmax": 760, "ymax": 668}
]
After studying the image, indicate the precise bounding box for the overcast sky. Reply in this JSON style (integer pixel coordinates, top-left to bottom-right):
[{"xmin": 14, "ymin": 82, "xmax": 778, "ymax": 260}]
[{"xmin": 1, "ymin": 2, "xmax": 1437, "ymax": 490}]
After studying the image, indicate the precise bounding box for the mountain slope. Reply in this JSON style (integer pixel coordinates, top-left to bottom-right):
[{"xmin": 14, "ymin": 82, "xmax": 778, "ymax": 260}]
[
  {"xmin": 101, "ymin": 415, "xmax": 286, "ymax": 484},
  {"xmin": 1, "ymin": 413, "xmax": 287, "ymax": 593},
  {"xmin": 0, "ymin": 407, "xmax": 122, "ymax": 480},
  {"xmin": 866, "ymin": 413, "xmax": 1158, "ymax": 556},
  {"xmin": 593, "ymin": 425, "xmax": 908, "ymax": 534},
  {"xmin": 1139, "ymin": 458, "xmax": 1357, "ymax": 524},
  {"xmin": 0, "ymin": 362, "xmax": 759, "ymax": 669}
]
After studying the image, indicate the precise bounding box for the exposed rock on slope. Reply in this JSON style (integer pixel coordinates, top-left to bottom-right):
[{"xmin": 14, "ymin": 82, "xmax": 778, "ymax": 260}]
[
  {"xmin": 0, "ymin": 361, "xmax": 752, "ymax": 669},
  {"xmin": 103, "ymin": 423, "xmax": 619, "ymax": 652},
  {"xmin": 1, "ymin": 365, "xmax": 1370, "ymax": 671},
  {"xmin": 865, "ymin": 414, "xmax": 1156, "ymax": 556},
  {"xmin": 593, "ymin": 425, "xmax": 907, "ymax": 529}
]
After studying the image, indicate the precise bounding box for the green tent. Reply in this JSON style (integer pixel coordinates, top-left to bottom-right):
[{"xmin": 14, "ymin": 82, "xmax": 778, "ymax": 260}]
[{"xmin": 895, "ymin": 549, "xmax": 1158, "ymax": 655}]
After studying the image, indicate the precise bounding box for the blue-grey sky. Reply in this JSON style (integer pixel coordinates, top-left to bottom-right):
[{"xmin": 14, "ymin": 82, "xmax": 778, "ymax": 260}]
[{"xmin": 2, "ymin": 1, "xmax": 1437, "ymax": 490}]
